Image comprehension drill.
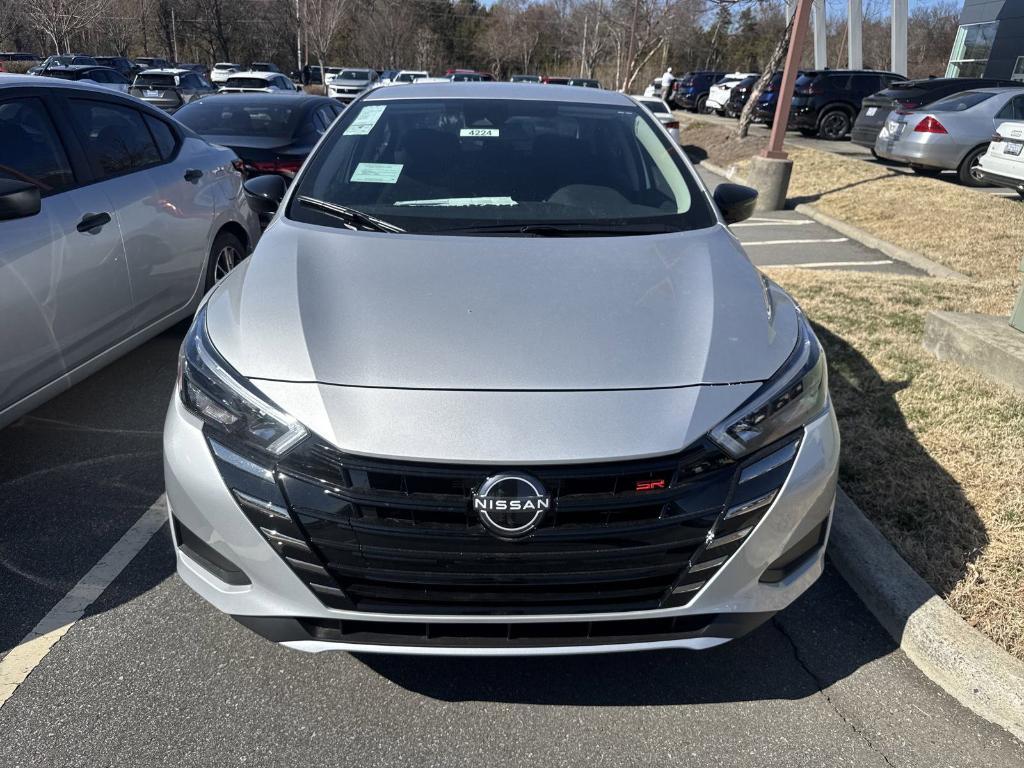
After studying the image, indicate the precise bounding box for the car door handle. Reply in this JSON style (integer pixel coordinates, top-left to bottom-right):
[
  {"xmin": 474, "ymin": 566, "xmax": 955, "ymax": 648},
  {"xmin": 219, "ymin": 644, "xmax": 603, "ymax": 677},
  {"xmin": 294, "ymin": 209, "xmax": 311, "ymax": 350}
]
[
  {"xmin": 184, "ymin": 168, "xmax": 204, "ymax": 182},
  {"xmin": 77, "ymin": 212, "xmax": 111, "ymax": 233}
]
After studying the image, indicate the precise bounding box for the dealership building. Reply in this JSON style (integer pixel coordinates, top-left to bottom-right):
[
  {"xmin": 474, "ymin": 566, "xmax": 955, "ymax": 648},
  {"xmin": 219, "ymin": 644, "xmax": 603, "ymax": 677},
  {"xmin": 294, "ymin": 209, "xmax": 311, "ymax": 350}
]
[{"xmin": 948, "ymin": 0, "xmax": 1024, "ymax": 79}]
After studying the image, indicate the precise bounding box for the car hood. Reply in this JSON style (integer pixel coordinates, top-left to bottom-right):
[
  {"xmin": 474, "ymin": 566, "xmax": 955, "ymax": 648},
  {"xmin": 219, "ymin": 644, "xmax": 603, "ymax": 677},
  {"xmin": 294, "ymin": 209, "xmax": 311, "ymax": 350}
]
[{"xmin": 205, "ymin": 217, "xmax": 799, "ymax": 391}]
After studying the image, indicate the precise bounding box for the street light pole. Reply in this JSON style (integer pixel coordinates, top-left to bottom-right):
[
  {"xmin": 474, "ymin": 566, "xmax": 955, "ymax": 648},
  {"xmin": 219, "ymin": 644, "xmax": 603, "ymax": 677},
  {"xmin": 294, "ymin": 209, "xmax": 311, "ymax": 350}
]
[{"xmin": 296, "ymin": 0, "xmax": 303, "ymax": 73}]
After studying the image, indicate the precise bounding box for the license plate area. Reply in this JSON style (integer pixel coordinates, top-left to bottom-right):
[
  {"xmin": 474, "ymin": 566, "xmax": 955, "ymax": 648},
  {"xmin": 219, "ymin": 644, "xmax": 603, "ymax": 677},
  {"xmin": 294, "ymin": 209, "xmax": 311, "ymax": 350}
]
[{"xmin": 1004, "ymin": 141, "xmax": 1022, "ymax": 156}]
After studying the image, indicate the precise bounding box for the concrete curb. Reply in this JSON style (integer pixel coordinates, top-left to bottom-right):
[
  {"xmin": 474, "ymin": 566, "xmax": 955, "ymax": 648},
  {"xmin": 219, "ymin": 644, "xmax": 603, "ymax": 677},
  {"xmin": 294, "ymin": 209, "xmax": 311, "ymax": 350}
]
[
  {"xmin": 793, "ymin": 204, "xmax": 968, "ymax": 280},
  {"xmin": 829, "ymin": 489, "xmax": 1024, "ymax": 741},
  {"xmin": 693, "ymin": 160, "xmax": 968, "ymax": 280}
]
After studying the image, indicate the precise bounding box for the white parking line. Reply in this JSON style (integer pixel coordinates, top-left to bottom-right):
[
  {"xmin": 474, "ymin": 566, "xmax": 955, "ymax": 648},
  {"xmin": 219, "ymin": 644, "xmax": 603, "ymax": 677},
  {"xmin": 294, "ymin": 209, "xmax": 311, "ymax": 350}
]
[
  {"xmin": 760, "ymin": 259, "xmax": 894, "ymax": 269},
  {"xmin": 0, "ymin": 496, "xmax": 167, "ymax": 708},
  {"xmin": 741, "ymin": 237, "xmax": 849, "ymax": 246}
]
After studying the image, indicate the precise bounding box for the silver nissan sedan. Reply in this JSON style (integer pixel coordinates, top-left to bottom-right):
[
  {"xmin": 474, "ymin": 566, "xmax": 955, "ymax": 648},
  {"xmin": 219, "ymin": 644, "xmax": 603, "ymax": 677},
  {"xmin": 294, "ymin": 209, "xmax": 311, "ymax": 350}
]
[{"xmin": 164, "ymin": 83, "xmax": 840, "ymax": 655}]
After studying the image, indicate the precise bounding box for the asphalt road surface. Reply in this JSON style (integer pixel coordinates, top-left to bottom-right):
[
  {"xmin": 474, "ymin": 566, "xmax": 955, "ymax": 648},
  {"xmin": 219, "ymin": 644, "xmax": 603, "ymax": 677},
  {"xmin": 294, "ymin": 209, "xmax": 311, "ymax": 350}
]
[{"xmin": 3, "ymin": 325, "xmax": 1024, "ymax": 765}]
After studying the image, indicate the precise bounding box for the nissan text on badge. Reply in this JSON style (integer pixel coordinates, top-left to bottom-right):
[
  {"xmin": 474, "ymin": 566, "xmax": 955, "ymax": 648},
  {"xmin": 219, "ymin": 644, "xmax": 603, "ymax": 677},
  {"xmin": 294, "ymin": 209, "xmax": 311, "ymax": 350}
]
[{"xmin": 164, "ymin": 82, "xmax": 840, "ymax": 655}]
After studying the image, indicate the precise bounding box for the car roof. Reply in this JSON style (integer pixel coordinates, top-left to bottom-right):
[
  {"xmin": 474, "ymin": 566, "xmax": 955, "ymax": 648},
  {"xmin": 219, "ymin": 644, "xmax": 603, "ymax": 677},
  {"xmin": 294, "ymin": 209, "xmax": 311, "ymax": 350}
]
[
  {"xmin": 364, "ymin": 81, "xmax": 631, "ymax": 105},
  {"xmin": 946, "ymin": 86, "xmax": 1024, "ymax": 94},
  {"xmin": 44, "ymin": 64, "xmax": 108, "ymax": 72},
  {"xmin": 139, "ymin": 68, "xmax": 190, "ymax": 75},
  {"xmin": 227, "ymin": 71, "xmax": 277, "ymax": 80},
  {"xmin": 195, "ymin": 92, "xmax": 323, "ymax": 105}
]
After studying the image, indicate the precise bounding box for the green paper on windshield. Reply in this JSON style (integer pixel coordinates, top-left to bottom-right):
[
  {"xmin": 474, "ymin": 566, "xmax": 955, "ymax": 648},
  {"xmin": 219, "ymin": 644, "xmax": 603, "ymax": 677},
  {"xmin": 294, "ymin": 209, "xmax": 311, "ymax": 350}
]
[
  {"xmin": 343, "ymin": 105, "xmax": 386, "ymax": 135},
  {"xmin": 351, "ymin": 163, "xmax": 403, "ymax": 183}
]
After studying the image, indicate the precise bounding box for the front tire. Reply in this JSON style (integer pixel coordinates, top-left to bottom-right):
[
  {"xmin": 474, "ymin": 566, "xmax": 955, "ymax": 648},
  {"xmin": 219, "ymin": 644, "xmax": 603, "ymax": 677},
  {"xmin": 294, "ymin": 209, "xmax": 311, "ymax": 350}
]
[
  {"xmin": 205, "ymin": 230, "xmax": 246, "ymax": 292},
  {"xmin": 817, "ymin": 109, "xmax": 851, "ymax": 140},
  {"xmin": 956, "ymin": 146, "xmax": 989, "ymax": 187}
]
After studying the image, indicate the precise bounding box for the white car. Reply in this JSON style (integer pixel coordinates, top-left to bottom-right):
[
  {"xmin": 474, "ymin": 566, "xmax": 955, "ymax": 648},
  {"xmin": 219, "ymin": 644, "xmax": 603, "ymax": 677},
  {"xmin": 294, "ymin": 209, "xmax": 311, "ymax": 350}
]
[
  {"xmin": 706, "ymin": 72, "xmax": 758, "ymax": 115},
  {"xmin": 327, "ymin": 67, "xmax": 379, "ymax": 102},
  {"xmin": 210, "ymin": 62, "xmax": 242, "ymax": 85},
  {"xmin": 634, "ymin": 95, "xmax": 680, "ymax": 143},
  {"xmin": 391, "ymin": 70, "xmax": 429, "ymax": 84},
  {"xmin": 219, "ymin": 71, "xmax": 300, "ymax": 94},
  {"xmin": 976, "ymin": 119, "xmax": 1024, "ymax": 198}
]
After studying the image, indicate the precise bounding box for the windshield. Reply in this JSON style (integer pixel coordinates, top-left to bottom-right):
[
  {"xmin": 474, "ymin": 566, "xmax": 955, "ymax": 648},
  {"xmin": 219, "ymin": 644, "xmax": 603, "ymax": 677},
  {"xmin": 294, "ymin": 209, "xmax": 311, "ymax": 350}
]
[
  {"xmin": 641, "ymin": 99, "xmax": 670, "ymax": 114},
  {"xmin": 135, "ymin": 74, "xmax": 177, "ymax": 87},
  {"xmin": 341, "ymin": 70, "xmax": 372, "ymax": 80},
  {"xmin": 225, "ymin": 77, "xmax": 270, "ymax": 89},
  {"xmin": 929, "ymin": 91, "xmax": 994, "ymax": 111},
  {"xmin": 175, "ymin": 99, "xmax": 298, "ymax": 137},
  {"xmin": 288, "ymin": 97, "xmax": 714, "ymax": 235}
]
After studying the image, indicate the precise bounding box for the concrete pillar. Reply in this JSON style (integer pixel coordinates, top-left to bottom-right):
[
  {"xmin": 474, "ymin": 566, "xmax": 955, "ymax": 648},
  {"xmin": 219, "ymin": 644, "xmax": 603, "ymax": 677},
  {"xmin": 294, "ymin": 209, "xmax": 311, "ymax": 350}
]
[
  {"xmin": 848, "ymin": 0, "xmax": 863, "ymax": 69},
  {"xmin": 891, "ymin": 0, "xmax": 908, "ymax": 76},
  {"xmin": 813, "ymin": 0, "xmax": 827, "ymax": 70}
]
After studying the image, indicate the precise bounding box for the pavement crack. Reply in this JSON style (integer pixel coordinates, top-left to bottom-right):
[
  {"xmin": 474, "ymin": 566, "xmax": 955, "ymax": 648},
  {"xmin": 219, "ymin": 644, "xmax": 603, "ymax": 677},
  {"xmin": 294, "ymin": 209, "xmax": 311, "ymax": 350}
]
[{"xmin": 771, "ymin": 616, "xmax": 899, "ymax": 768}]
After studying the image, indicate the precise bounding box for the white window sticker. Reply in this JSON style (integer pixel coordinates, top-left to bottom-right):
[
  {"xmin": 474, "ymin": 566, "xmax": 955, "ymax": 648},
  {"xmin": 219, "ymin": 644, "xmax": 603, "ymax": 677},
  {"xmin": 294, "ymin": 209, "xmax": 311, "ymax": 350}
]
[
  {"xmin": 460, "ymin": 127, "xmax": 499, "ymax": 138},
  {"xmin": 395, "ymin": 196, "xmax": 517, "ymax": 207},
  {"xmin": 343, "ymin": 105, "xmax": 386, "ymax": 135},
  {"xmin": 351, "ymin": 162, "xmax": 403, "ymax": 183}
]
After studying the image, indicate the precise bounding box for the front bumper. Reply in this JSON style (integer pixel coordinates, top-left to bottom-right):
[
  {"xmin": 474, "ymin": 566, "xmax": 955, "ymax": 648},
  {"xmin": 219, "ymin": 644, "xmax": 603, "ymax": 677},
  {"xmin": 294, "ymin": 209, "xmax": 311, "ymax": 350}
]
[{"xmin": 164, "ymin": 394, "xmax": 840, "ymax": 655}]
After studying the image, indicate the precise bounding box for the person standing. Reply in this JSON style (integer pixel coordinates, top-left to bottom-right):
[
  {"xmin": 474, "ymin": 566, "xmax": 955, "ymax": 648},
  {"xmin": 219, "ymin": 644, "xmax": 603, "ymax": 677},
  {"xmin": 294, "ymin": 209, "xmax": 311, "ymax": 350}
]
[{"xmin": 660, "ymin": 67, "xmax": 674, "ymax": 102}]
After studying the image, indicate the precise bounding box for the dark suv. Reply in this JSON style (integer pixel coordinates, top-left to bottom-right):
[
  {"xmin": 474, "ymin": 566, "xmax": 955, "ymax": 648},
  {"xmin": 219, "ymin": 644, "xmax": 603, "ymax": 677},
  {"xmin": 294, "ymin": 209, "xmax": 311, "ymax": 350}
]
[
  {"xmin": 94, "ymin": 56, "xmax": 141, "ymax": 78},
  {"xmin": 786, "ymin": 69, "xmax": 906, "ymax": 139},
  {"xmin": 724, "ymin": 74, "xmax": 760, "ymax": 117},
  {"xmin": 852, "ymin": 77, "xmax": 1022, "ymax": 150},
  {"xmin": 671, "ymin": 71, "xmax": 725, "ymax": 112}
]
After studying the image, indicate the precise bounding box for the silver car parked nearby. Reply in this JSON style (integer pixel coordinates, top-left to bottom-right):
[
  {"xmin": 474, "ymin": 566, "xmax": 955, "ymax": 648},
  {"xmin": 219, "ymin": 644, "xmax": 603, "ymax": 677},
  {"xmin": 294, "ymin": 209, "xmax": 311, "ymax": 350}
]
[
  {"xmin": 875, "ymin": 87, "xmax": 1024, "ymax": 186},
  {"xmin": 164, "ymin": 83, "xmax": 839, "ymax": 657},
  {"xmin": 0, "ymin": 76, "xmax": 260, "ymax": 429}
]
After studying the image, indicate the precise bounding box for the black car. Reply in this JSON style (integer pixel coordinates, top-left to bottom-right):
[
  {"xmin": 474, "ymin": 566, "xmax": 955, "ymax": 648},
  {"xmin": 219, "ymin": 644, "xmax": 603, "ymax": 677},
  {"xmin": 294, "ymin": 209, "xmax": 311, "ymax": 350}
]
[
  {"xmin": 851, "ymin": 77, "xmax": 1024, "ymax": 150},
  {"xmin": 670, "ymin": 70, "xmax": 726, "ymax": 112},
  {"xmin": 724, "ymin": 74, "xmax": 759, "ymax": 117},
  {"xmin": 173, "ymin": 93, "xmax": 342, "ymax": 182},
  {"xmin": 94, "ymin": 56, "xmax": 141, "ymax": 78},
  {"xmin": 37, "ymin": 65, "xmax": 130, "ymax": 91},
  {"xmin": 135, "ymin": 56, "xmax": 173, "ymax": 70},
  {"xmin": 786, "ymin": 69, "xmax": 906, "ymax": 140}
]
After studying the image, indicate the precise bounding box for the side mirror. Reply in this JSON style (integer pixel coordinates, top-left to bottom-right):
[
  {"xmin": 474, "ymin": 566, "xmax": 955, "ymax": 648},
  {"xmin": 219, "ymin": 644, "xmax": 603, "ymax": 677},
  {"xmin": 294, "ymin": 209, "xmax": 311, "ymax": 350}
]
[
  {"xmin": 713, "ymin": 183, "xmax": 758, "ymax": 225},
  {"xmin": 243, "ymin": 174, "xmax": 287, "ymax": 217},
  {"xmin": 0, "ymin": 179, "xmax": 41, "ymax": 221}
]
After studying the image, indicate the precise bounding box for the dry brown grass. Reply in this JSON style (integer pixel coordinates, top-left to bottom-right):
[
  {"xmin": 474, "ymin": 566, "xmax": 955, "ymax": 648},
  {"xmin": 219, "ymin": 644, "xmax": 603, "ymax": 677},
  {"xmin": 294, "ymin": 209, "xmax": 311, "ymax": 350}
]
[{"xmin": 766, "ymin": 269, "xmax": 1024, "ymax": 659}]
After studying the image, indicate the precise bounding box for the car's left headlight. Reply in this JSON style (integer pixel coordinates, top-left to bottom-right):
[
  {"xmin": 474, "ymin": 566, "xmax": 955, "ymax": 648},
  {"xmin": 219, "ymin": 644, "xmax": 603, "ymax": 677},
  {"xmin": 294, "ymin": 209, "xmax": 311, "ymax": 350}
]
[
  {"xmin": 178, "ymin": 305, "xmax": 308, "ymax": 456},
  {"xmin": 709, "ymin": 309, "xmax": 829, "ymax": 458}
]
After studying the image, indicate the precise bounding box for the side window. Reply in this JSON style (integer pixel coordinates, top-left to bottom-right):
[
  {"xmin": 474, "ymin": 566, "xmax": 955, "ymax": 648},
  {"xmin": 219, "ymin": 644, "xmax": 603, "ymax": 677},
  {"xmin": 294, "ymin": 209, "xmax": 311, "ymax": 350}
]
[
  {"xmin": 68, "ymin": 99, "xmax": 162, "ymax": 179},
  {"xmin": 0, "ymin": 97, "xmax": 75, "ymax": 195},
  {"xmin": 314, "ymin": 106, "xmax": 335, "ymax": 134},
  {"xmin": 1013, "ymin": 96, "xmax": 1024, "ymax": 121},
  {"xmin": 144, "ymin": 115, "xmax": 178, "ymax": 159}
]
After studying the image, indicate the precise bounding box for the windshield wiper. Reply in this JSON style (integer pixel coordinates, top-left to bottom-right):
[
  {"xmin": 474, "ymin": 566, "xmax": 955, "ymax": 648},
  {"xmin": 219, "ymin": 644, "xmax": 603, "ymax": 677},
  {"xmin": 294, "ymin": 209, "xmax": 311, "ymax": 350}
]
[
  {"xmin": 296, "ymin": 196, "xmax": 404, "ymax": 233},
  {"xmin": 437, "ymin": 222, "xmax": 681, "ymax": 237}
]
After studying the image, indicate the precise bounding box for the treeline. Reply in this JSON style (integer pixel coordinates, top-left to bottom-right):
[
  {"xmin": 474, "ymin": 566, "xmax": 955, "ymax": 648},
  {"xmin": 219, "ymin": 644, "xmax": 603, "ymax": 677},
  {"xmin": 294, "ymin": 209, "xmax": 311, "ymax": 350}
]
[{"xmin": 1, "ymin": 0, "xmax": 961, "ymax": 88}]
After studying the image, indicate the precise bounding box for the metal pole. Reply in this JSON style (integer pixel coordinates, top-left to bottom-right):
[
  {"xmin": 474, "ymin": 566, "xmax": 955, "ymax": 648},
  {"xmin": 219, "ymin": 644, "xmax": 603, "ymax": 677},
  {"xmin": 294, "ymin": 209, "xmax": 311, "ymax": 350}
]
[
  {"xmin": 813, "ymin": 0, "xmax": 827, "ymax": 69},
  {"xmin": 848, "ymin": 0, "xmax": 863, "ymax": 69},
  {"xmin": 763, "ymin": 0, "xmax": 815, "ymax": 160},
  {"xmin": 891, "ymin": 0, "xmax": 908, "ymax": 76}
]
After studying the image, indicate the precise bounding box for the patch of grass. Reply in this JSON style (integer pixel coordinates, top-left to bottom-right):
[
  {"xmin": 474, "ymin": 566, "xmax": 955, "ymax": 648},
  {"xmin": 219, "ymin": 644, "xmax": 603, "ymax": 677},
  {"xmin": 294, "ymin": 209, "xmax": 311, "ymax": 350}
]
[{"xmin": 767, "ymin": 269, "xmax": 1024, "ymax": 660}]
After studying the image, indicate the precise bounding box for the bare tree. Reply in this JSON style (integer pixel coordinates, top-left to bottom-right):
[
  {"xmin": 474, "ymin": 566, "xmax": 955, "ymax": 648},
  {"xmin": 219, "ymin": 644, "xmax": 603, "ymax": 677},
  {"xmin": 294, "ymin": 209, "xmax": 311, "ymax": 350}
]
[
  {"xmin": 305, "ymin": 0, "xmax": 349, "ymax": 93},
  {"xmin": 737, "ymin": 10, "xmax": 793, "ymax": 138},
  {"xmin": 20, "ymin": 0, "xmax": 112, "ymax": 54}
]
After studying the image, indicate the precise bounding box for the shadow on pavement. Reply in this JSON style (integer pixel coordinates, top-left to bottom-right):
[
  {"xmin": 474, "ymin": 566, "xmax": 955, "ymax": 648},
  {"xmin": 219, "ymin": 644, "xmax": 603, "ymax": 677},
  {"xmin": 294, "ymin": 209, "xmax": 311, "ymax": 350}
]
[{"xmin": 0, "ymin": 327, "xmax": 183, "ymax": 656}]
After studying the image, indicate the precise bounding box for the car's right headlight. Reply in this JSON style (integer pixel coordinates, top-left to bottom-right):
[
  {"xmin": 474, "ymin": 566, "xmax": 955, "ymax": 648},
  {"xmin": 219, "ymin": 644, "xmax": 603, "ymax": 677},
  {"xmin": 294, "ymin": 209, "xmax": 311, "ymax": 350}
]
[
  {"xmin": 178, "ymin": 305, "xmax": 308, "ymax": 457},
  {"xmin": 709, "ymin": 310, "xmax": 829, "ymax": 458}
]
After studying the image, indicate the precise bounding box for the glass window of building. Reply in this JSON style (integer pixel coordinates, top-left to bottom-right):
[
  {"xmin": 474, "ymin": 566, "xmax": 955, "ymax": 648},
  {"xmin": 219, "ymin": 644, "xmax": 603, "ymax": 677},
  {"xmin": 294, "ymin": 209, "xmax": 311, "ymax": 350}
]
[{"xmin": 946, "ymin": 21, "xmax": 1000, "ymax": 78}]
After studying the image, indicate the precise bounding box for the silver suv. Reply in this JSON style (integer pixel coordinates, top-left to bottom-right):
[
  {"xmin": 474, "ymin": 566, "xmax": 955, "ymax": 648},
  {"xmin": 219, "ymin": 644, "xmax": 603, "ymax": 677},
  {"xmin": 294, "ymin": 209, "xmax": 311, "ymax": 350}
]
[
  {"xmin": 164, "ymin": 83, "xmax": 839, "ymax": 656},
  {"xmin": 328, "ymin": 68, "xmax": 379, "ymax": 103}
]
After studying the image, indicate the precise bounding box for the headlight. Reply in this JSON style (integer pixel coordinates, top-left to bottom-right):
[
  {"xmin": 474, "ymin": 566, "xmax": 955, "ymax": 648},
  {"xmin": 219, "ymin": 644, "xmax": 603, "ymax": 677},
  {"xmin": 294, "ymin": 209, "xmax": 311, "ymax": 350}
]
[
  {"xmin": 709, "ymin": 311, "xmax": 829, "ymax": 458},
  {"xmin": 178, "ymin": 306, "xmax": 308, "ymax": 456}
]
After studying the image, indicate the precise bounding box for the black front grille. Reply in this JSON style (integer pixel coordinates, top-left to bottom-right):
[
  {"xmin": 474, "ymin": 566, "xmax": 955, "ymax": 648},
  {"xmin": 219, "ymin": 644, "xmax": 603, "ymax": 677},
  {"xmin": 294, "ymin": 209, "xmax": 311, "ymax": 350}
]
[{"xmin": 208, "ymin": 431, "xmax": 800, "ymax": 617}]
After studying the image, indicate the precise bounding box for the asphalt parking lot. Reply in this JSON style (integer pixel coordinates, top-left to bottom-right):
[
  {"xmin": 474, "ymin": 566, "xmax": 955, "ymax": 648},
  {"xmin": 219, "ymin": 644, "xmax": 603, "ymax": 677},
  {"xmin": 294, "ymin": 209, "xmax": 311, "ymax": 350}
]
[{"xmin": 3, "ymin": 321, "xmax": 1024, "ymax": 765}]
